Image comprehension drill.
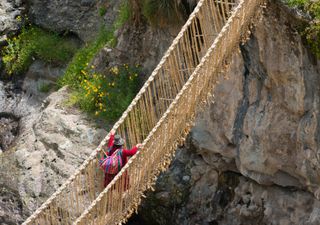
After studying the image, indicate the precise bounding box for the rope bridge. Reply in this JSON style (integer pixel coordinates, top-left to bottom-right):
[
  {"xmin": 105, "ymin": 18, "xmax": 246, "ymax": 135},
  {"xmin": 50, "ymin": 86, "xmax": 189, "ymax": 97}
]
[{"xmin": 23, "ymin": 0, "xmax": 262, "ymax": 224}]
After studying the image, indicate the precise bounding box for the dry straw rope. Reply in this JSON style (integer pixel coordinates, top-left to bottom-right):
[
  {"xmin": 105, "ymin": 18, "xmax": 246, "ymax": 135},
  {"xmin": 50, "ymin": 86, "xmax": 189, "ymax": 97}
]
[{"xmin": 23, "ymin": 0, "xmax": 262, "ymax": 224}]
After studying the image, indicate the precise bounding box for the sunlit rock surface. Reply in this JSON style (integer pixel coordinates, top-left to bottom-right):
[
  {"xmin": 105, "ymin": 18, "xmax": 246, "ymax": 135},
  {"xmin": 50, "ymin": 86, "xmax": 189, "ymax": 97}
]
[{"xmin": 135, "ymin": 2, "xmax": 320, "ymax": 225}]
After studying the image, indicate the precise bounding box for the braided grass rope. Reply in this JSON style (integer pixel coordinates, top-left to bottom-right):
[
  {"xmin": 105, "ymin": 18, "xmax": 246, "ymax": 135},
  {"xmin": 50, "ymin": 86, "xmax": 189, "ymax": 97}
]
[{"xmin": 23, "ymin": 0, "xmax": 262, "ymax": 224}]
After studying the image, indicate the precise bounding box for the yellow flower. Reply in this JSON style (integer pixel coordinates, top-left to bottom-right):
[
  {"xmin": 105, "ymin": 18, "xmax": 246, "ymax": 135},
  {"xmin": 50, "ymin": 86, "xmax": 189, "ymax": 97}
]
[
  {"xmin": 95, "ymin": 111, "xmax": 99, "ymax": 116},
  {"xmin": 91, "ymin": 65, "xmax": 95, "ymax": 69},
  {"xmin": 111, "ymin": 66, "xmax": 119, "ymax": 75}
]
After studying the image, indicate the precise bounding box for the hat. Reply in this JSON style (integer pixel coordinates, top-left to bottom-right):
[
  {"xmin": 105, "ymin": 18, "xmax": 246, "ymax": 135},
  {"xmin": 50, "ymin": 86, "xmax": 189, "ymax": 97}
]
[{"xmin": 113, "ymin": 134, "xmax": 125, "ymax": 146}]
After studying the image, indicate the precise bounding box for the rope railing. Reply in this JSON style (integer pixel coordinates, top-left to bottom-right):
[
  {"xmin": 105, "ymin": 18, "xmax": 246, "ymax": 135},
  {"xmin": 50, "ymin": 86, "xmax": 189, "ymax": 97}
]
[
  {"xmin": 23, "ymin": 0, "xmax": 261, "ymax": 224},
  {"xmin": 73, "ymin": 0, "xmax": 262, "ymax": 224}
]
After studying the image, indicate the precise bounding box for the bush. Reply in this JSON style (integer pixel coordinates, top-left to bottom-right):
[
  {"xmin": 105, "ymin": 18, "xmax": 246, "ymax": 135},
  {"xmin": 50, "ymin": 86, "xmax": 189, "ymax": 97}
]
[
  {"xmin": 142, "ymin": 0, "xmax": 185, "ymax": 27},
  {"xmin": 1, "ymin": 26, "xmax": 78, "ymax": 75},
  {"xmin": 58, "ymin": 28, "xmax": 115, "ymax": 89},
  {"xmin": 59, "ymin": 1, "xmax": 140, "ymax": 122},
  {"xmin": 99, "ymin": 6, "xmax": 108, "ymax": 17},
  {"xmin": 75, "ymin": 64, "xmax": 141, "ymax": 121},
  {"xmin": 308, "ymin": 2, "xmax": 320, "ymax": 19},
  {"xmin": 287, "ymin": 0, "xmax": 320, "ymax": 19},
  {"xmin": 115, "ymin": 0, "xmax": 131, "ymax": 29},
  {"xmin": 305, "ymin": 23, "xmax": 320, "ymax": 58},
  {"xmin": 286, "ymin": 0, "xmax": 308, "ymax": 8},
  {"xmin": 59, "ymin": 0, "xmax": 131, "ymax": 90},
  {"xmin": 285, "ymin": 0, "xmax": 320, "ymax": 58}
]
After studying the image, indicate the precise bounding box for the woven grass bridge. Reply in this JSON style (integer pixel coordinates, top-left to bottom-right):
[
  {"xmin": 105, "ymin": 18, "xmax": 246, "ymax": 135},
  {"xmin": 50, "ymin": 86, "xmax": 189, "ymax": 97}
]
[{"xmin": 23, "ymin": 0, "xmax": 263, "ymax": 224}]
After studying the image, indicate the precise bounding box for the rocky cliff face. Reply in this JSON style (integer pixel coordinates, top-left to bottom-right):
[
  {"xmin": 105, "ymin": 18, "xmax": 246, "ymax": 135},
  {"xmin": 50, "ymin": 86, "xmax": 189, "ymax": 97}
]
[
  {"xmin": 0, "ymin": 0, "xmax": 24, "ymax": 42},
  {"xmin": 1, "ymin": 0, "xmax": 320, "ymax": 224},
  {"xmin": 27, "ymin": 0, "xmax": 103, "ymax": 42},
  {"xmin": 134, "ymin": 1, "xmax": 320, "ymax": 225},
  {"xmin": 0, "ymin": 62, "xmax": 107, "ymax": 224}
]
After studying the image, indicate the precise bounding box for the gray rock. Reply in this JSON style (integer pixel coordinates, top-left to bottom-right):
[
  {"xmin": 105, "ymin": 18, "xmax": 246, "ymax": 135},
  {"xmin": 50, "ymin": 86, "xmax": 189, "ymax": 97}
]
[
  {"xmin": 0, "ymin": 58, "xmax": 107, "ymax": 222},
  {"xmin": 27, "ymin": 0, "xmax": 102, "ymax": 42},
  {"xmin": 134, "ymin": 1, "xmax": 320, "ymax": 225},
  {"xmin": 192, "ymin": 1, "xmax": 320, "ymax": 196},
  {"xmin": 0, "ymin": 0, "xmax": 23, "ymax": 37},
  {"xmin": 0, "ymin": 186, "xmax": 24, "ymax": 224}
]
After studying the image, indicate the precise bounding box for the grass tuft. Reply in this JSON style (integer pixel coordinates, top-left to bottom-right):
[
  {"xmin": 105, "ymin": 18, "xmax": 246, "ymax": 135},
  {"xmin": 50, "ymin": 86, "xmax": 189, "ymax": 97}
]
[{"xmin": 1, "ymin": 26, "xmax": 78, "ymax": 76}]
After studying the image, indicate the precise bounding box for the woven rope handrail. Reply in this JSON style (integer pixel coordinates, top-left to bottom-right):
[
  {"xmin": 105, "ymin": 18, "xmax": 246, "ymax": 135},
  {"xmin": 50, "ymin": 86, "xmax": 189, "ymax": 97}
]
[{"xmin": 23, "ymin": 0, "xmax": 262, "ymax": 224}]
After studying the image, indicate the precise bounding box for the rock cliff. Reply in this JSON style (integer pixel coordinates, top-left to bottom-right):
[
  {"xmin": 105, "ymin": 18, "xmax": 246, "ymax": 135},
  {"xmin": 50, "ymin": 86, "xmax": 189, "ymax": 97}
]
[
  {"xmin": 0, "ymin": 64, "xmax": 107, "ymax": 223},
  {"xmin": 0, "ymin": 0, "xmax": 24, "ymax": 42},
  {"xmin": 134, "ymin": 1, "xmax": 320, "ymax": 225},
  {"xmin": 1, "ymin": 0, "xmax": 320, "ymax": 224}
]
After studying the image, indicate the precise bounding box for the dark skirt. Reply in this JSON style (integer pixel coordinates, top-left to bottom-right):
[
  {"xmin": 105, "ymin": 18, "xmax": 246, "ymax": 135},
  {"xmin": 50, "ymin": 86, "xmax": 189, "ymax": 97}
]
[{"xmin": 104, "ymin": 171, "xmax": 130, "ymax": 190}]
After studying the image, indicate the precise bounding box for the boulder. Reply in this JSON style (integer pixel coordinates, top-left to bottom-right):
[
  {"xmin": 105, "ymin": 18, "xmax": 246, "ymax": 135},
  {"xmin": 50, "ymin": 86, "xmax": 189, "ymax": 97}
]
[
  {"xmin": 0, "ymin": 0, "xmax": 23, "ymax": 37},
  {"xmin": 27, "ymin": 0, "xmax": 102, "ymax": 42}
]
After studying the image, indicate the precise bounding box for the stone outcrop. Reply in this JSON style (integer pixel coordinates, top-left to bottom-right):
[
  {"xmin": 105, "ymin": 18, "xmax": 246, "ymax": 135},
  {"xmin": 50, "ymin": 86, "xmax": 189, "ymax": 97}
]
[
  {"xmin": 193, "ymin": 1, "xmax": 320, "ymax": 196},
  {"xmin": 0, "ymin": 62, "xmax": 107, "ymax": 223},
  {"xmin": 132, "ymin": 1, "xmax": 320, "ymax": 225},
  {"xmin": 27, "ymin": 0, "xmax": 103, "ymax": 42},
  {"xmin": 0, "ymin": 0, "xmax": 24, "ymax": 42},
  {"xmin": 136, "ymin": 144, "xmax": 320, "ymax": 225}
]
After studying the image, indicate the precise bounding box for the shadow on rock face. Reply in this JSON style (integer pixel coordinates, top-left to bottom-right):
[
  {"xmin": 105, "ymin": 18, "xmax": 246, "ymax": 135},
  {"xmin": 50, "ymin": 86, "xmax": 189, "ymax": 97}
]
[
  {"xmin": 0, "ymin": 112, "xmax": 19, "ymax": 153},
  {"xmin": 0, "ymin": 185, "xmax": 24, "ymax": 224}
]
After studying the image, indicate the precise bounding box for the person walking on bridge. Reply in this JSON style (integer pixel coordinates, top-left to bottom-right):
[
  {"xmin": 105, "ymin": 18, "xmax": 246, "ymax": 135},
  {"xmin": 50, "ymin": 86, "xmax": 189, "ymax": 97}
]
[{"xmin": 99, "ymin": 130, "xmax": 142, "ymax": 188}]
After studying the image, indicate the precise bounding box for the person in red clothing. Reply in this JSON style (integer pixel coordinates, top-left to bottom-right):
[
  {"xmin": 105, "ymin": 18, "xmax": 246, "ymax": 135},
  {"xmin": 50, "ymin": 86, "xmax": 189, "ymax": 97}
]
[{"xmin": 102, "ymin": 130, "xmax": 142, "ymax": 188}]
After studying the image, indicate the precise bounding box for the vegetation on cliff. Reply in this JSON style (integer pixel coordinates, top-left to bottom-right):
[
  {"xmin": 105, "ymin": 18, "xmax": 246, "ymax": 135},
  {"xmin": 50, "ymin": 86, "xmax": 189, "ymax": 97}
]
[
  {"xmin": 142, "ymin": 0, "xmax": 186, "ymax": 27},
  {"xmin": 1, "ymin": 25, "xmax": 78, "ymax": 76},
  {"xmin": 59, "ymin": 1, "xmax": 140, "ymax": 122},
  {"xmin": 286, "ymin": 0, "xmax": 320, "ymax": 57}
]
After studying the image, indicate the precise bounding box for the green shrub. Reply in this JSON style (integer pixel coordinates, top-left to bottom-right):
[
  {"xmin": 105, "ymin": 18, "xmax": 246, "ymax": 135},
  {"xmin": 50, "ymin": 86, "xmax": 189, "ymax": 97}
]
[
  {"xmin": 99, "ymin": 6, "xmax": 108, "ymax": 17},
  {"xmin": 308, "ymin": 2, "xmax": 320, "ymax": 19},
  {"xmin": 285, "ymin": 0, "xmax": 320, "ymax": 58},
  {"xmin": 142, "ymin": 0, "xmax": 185, "ymax": 27},
  {"xmin": 286, "ymin": 0, "xmax": 308, "ymax": 8},
  {"xmin": 58, "ymin": 28, "xmax": 115, "ymax": 89},
  {"xmin": 59, "ymin": 1, "xmax": 140, "ymax": 122},
  {"xmin": 76, "ymin": 64, "xmax": 141, "ymax": 121},
  {"xmin": 115, "ymin": 0, "xmax": 131, "ymax": 29},
  {"xmin": 59, "ymin": 0, "xmax": 133, "ymax": 90},
  {"xmin": 1, "ymin": 26, "xmax": 78, "ymax": 75},
  {"xmin": 286, "ymin": 0, "xmax": 320, "ymax": 18},
  {"xmin": 305, "ymin": 23, "xmax": 320, "ymax": 58}
]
